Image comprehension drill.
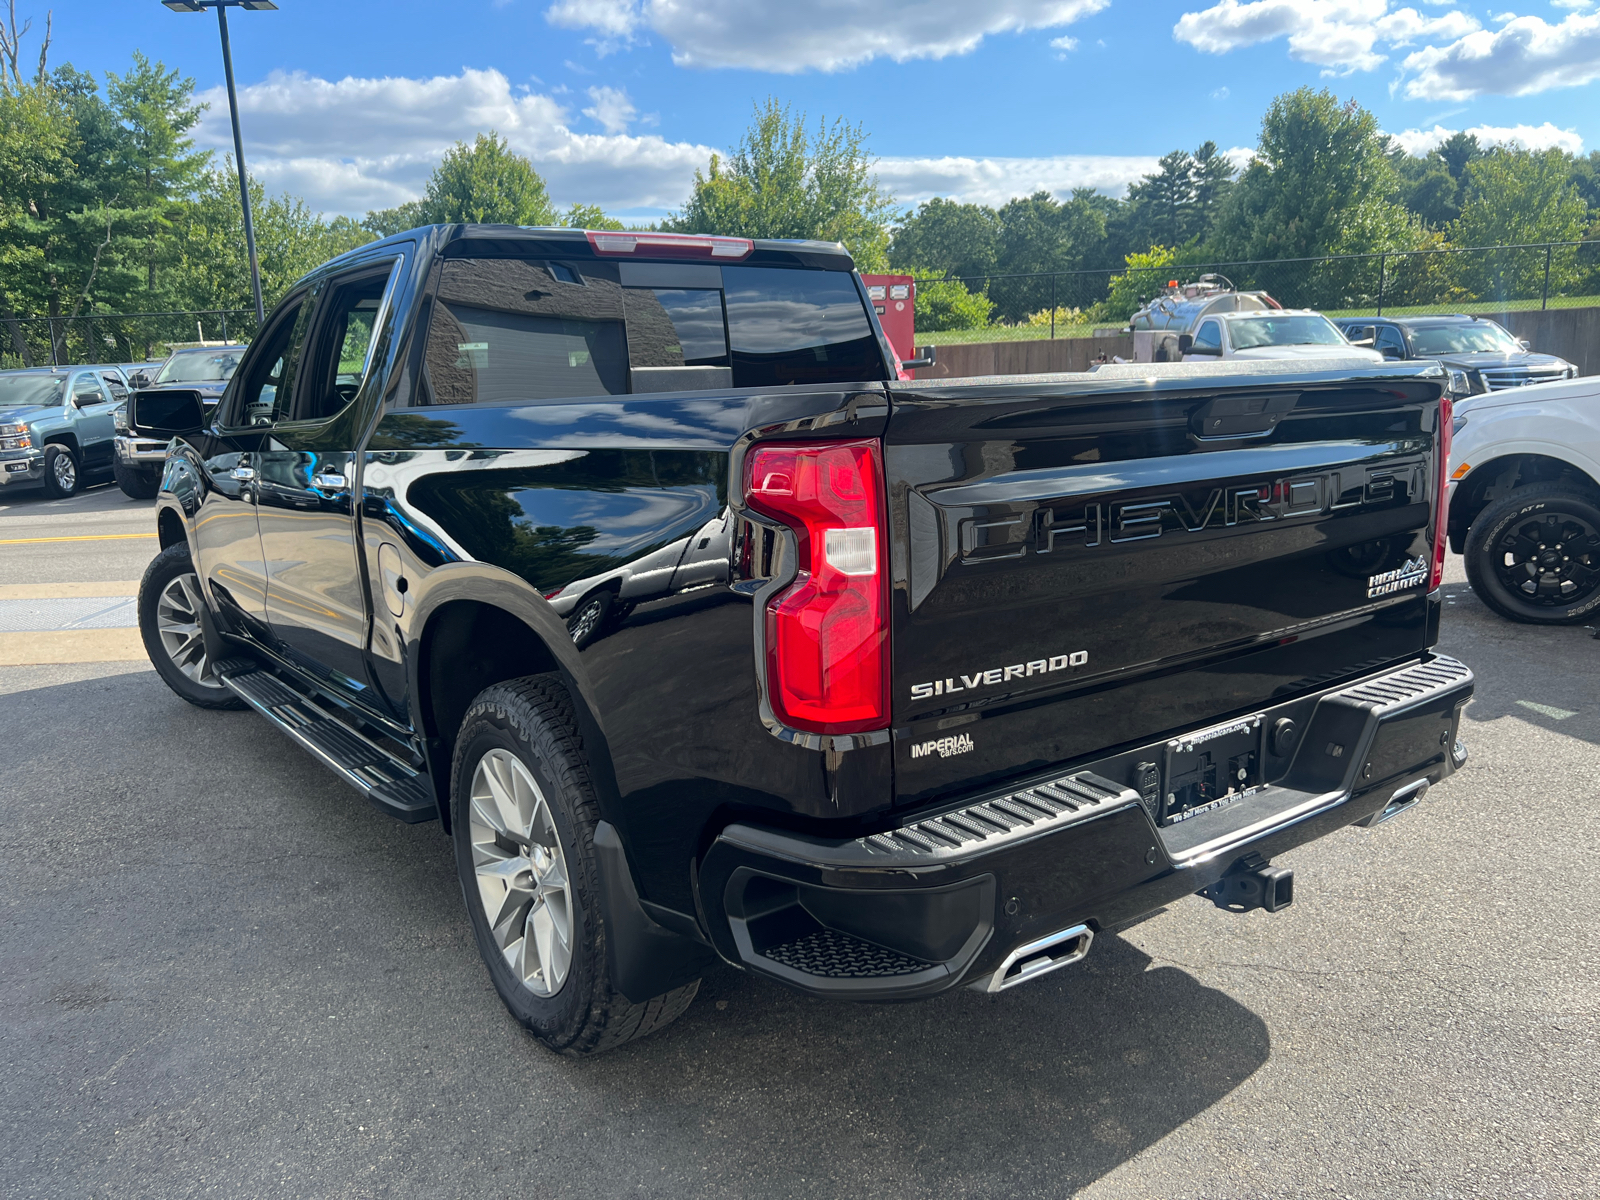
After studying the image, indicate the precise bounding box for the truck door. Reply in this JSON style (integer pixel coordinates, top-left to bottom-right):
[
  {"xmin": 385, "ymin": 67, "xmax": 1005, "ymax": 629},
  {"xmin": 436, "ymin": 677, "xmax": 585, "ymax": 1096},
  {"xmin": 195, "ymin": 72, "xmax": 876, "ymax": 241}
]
[
  {"xmin": 189, "ymin": 290, "xmax": 314, "ymax": 636},
  {"xmin": 256, "ymin": 259, "xmax": 401, "ymax": 706},
  {"xmin": 66, "ymin": 371, "xmax": 118, "ymax": 467}
]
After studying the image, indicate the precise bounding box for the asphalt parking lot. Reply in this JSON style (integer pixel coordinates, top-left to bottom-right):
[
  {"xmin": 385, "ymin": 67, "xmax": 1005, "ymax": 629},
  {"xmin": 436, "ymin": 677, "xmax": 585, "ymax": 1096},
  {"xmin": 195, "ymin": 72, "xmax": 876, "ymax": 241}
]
[{"xmin": 1, "ymin": 481, "xmax": 1596, "ymax": 1199}]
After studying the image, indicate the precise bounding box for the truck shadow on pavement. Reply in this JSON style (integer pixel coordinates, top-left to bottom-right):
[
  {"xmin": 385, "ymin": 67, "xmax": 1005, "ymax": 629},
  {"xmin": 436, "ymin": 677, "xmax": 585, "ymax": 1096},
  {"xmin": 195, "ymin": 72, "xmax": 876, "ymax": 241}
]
[{"xmin": 0, "ymin": 667, "xmax": 1269, "ymax": 1200}]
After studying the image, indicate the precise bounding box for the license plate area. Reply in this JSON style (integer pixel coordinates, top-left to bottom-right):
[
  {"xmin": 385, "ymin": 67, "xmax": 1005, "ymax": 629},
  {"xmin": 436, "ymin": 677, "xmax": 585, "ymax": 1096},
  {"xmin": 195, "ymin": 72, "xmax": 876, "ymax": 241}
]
[{"xmin": 1161, "ymin": 713, "xmax": 1266, "ymax": 825}]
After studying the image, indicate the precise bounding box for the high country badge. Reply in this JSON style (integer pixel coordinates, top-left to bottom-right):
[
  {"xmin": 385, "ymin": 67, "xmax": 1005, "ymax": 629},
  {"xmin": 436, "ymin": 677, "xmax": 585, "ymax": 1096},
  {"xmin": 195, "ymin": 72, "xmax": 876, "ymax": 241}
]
[{"xmin": 1367, "ymin": 555, "xmax": 1429, "ymax": 598}]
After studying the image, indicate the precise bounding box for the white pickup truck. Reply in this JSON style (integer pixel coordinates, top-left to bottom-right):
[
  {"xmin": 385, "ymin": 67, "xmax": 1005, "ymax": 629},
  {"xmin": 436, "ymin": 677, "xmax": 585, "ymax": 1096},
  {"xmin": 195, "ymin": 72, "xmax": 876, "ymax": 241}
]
[{"xmin": 1448, "ymin": 373, "xmax": 1600, "ymax": 624}]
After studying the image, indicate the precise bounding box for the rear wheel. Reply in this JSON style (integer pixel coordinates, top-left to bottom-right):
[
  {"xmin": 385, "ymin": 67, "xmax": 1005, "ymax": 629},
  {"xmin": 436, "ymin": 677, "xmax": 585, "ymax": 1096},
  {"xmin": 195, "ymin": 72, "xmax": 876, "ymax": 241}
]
[
  {"xmin": 40, "ymin": 444, "xmax": 79, "ymax": 499},
  {"xmin": 137, "ymin": 544, "xmax": 245, "ymax": 709},
  {"xmin": 1464, "ymin": 484, "xmax": 1600, "ymax": 625},
  {"xmin": 114, "ymin": 459, "xmax": 160, "ymax": 500},
  {"xmin": 451, "ymin": 676, "xmax": 699, "ymax": 1055}
]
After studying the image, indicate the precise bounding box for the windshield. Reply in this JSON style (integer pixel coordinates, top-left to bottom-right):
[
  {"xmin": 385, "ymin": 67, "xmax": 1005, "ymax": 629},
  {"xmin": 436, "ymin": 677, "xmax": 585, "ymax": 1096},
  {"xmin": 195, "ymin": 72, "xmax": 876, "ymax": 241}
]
[
  {"xmin": 156, "ymin": 349, "xmax": 243, "ymax": 384},
  {"xmin": 1228, "ymin": 315, "xmax": 1348, "ymax": 349},
  {"xmin": 0, "ymin": 374, "xmax": 65, "ymax": 408},
  {"xmin": 1406, "ymin": 322, "xmax": 1521, "ymax": 356}
]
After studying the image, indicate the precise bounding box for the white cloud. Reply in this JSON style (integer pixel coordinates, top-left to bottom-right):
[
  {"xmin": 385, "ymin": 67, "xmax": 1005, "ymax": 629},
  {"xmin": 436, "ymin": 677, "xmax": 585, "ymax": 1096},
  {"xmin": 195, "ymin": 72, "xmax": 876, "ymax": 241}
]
[
  {"xmin": 582, "ymin": 85, "xmax": 636, "ymax": 134},
  {"xmin": 1050, "ymin": 35, "xmax": 1079, "ymax": 52},
  {"xmin": 1174, "ymin": 0, "xmax": 1478, "ymax": 74},
  {"xmin": 1387, "ymin": 121, "xmax": 1585, "ymax": 154},
  {"xmin": 547, "ymin": 0, "xmax": 1109, "ymax": 73},
  {"xmin": 875, "ymin": 155, "xmax": 1163, "ymax": 208},
  {"xmin": 194, "ymin": 68, "xmax": 714, "ymax": 216},
  {"xmin": 1400, "ymin": 12, "xmax": 1600, "ymax": 98}
]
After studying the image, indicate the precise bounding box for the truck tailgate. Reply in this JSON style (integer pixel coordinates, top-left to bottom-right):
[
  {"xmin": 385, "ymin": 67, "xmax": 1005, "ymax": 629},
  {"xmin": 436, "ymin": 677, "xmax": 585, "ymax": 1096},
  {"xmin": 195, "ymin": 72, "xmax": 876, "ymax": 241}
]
[{"xmin": 886, "ymin": 360, "xmax": 1448, "ymax": 808}]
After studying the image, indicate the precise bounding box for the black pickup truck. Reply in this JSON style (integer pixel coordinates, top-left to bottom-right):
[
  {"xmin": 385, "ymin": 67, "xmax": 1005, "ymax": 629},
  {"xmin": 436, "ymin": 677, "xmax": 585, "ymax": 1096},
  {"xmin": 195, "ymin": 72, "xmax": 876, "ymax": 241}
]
[{"xmin": 134, "ymin": 225, "xmax": 1473, "ymax": 1055}]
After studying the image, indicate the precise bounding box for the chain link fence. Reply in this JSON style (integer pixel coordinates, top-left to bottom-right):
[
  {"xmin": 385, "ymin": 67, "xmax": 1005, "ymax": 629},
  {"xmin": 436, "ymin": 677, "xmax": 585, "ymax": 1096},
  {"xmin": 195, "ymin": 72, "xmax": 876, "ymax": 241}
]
[
  {"xmin": 0, "ymin": 309, "xmax": 259, "ymax": 370},
  {"xmin": 934, "ymin": 240, "xmax": 1600, "ymax": 343}
]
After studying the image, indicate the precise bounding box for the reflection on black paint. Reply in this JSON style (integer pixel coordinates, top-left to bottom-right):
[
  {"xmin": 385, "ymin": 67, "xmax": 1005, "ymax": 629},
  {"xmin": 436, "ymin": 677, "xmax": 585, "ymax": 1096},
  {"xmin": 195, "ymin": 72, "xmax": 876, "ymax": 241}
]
[
  {"xmin": 369, "ymin": 414, "xmax": 478, "ymax": 450},
  {"xmin": 407, "ymin": 448, "xmax": 724, "ymax": 593}
]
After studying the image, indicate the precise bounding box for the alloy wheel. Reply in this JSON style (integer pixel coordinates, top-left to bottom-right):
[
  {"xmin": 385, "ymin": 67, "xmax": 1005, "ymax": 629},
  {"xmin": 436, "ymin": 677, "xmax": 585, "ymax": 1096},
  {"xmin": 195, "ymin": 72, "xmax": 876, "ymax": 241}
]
[
  {"xmin": 468, "ymin": 748, "xmax": 574, "ymax": 997},
  {"xmin": 1494, "ymin": 510, "xmax": 1600, "ymax": 607},
  {"xmin": 155, "ymin": 573, "xmax": 224, "ymax": 688},
  {"xmin": 568, "ymin": 598, "xmax": 603, "ymax": 645},
  {"xmin": 52, "ymin": 451, "xmax": 76, "ymax": 491}
]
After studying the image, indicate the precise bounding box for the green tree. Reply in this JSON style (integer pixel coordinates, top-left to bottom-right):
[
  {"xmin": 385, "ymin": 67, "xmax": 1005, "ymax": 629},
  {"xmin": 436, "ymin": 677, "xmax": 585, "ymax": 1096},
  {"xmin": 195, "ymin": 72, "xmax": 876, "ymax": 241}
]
[
  {"xmin": 1213, "ymin": 88, "xmax": 1407, "ymax": 263},
  {"xmin": 562, "ymin": 202, "xmax": 623, "ymax": 231},
  {"xmin": 889, "ymin": 197, "xmax": 1000, "ymax": 280},
  {"xmin": 0, "ymin": 77, "xmax": 73, "ymax": 359},
  {"xmin": 105, "ymin": 52, "xmax": 209, "ymax": 307},
  {"xmin": 1451, "ymin": 148, "xmax": 1588, "ymax": 300},
  {"xmin": 420, "ymin": 132, "xmax": 555, "ymax": 227},
  {"xmin": 906, "ymin": 268, "xmax": 992, "ymax": 332},
  {"xmin": 1189, "ymin": 141, "xmax": 1235, "ymax": 241},
  {"xmin": 666, "ymin": 98, "xmax": 898, "ymax": 270},
  {"xmin": 169, "ymin": 165, "xmax": 374, "ymax": 316},
  {"xmin": 362, "ymin": 200, "xmax": 426, "ymax": 238}
]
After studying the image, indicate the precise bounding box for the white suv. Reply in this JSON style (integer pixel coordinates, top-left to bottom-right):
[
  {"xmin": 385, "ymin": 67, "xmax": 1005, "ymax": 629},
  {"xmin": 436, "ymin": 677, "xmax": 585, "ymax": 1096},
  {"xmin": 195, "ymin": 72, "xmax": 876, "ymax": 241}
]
[{"xmin": 1448, "ymin": 373, "xmax": 1600, "ymax": 624}]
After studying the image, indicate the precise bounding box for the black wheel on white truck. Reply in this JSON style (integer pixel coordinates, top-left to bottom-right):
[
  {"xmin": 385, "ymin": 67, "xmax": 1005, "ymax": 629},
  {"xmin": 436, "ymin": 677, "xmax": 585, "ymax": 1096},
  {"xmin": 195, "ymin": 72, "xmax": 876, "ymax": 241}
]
[{"xmin": 1464, "ymin": 484, "xmax": 1600, "ymax": 624}]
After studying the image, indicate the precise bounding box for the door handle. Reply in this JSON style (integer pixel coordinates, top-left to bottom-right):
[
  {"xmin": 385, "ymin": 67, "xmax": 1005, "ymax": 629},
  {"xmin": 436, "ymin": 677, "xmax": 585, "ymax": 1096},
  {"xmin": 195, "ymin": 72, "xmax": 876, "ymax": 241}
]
[
  {"xmin": 232, "ymin": 466, "xmax": 256, "ymax": 481},
  {"xmin": 312, "ymin": 472, "xmax": 347, "ymax": 489}
]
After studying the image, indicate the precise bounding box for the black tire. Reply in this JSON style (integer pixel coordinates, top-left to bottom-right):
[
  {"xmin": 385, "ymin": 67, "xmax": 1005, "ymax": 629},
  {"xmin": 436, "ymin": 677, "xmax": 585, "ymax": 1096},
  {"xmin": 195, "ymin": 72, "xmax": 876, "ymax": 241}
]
[
  {"xmin": 1464, "ymin": 484, "xmax": 1600, "ymax": 625},
  {"xmin": 565, "ymin": 590, "xmax": 613, "ymax": 649},
  {"xmin": 114, "ymin": 459, "xmax": 160, "ymax": 500},
  {"xmin": 137, "ymin": 544, "xmax": 246, "ymax": 709},
  {"xmin": 40, "ymin": 443, "xmax": 80, "ymax": 499},
  {"xmin": 451, "ymin": 676, "xmax": 699, "ymax": 1055}
]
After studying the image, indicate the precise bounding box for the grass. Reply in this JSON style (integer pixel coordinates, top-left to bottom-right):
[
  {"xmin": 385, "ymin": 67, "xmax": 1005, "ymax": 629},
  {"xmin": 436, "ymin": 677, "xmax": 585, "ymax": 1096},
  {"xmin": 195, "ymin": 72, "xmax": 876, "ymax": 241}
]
[{"xmin": 918, "ymin": 294, "xmax": 1600, "ymax": 346}]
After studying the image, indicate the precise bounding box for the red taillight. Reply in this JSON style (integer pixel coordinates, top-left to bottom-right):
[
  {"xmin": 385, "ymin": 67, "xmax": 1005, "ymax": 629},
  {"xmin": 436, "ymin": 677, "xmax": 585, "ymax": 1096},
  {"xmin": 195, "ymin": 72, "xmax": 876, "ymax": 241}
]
[
  {"xmin": 744, "ymin": 439, "xmax": 889, "ymax": 735},
  {"xmin": 1432, "ymin": 394, "xmax": 1453, "ymax": 590},
  {"xmin": 585, "ymin": 231, "xmax": 753, "ymax": 259}
]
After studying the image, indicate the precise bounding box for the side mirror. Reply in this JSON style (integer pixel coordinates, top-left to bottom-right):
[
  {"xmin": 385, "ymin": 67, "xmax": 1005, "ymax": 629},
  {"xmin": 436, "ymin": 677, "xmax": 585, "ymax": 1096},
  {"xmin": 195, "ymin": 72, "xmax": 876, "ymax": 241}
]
[
  {"xmin": 1177, "ymin": 333, "xmax": 1195, "ymax": 355},
  {"xmin": 130, "ymin": 371, "xmax": 150, "ymax": 388},
  {"xmin": 72, "ymin": 391, "xmax": 102, "ymax": 409},
  {"xmin": 1518, "ymin": 339, "xmax": 1532, "ymax": 352},
  {"xmin": 1382, "ymin": 345, "xmax": 1404, "ymax": 360},
  {"xmin": 901, "ymin": 345, "xmax": 936, "ymax": 371},
  {"xmin": 130, "ymin": 389, "xmax": 205, "ymax": 436}
]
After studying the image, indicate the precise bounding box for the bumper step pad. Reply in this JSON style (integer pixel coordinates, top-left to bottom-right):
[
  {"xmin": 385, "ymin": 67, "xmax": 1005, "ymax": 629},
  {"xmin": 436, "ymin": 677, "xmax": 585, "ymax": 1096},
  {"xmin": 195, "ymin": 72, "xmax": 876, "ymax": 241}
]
[
  {"xmin": 219, "ymin": 663, "xmax": 439, "ymax": 823},
  {"xmin": 861, "ymin": 771, "xmax": 1138, "ymax": 860},
  {"xmin": 762, "ymin": 929, "xmax": 931, "ymax": 979}
]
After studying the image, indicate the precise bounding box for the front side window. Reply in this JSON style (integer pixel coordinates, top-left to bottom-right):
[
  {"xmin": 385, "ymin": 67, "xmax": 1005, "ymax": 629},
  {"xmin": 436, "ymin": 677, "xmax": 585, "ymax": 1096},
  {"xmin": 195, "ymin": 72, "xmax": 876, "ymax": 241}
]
[
  {"xmin": 297, "ymin": 266, "xmax": 395, "ymax": 421},
  {"xmin": 230, "ymin": 294, "xmax": 314, "ymax": 427},
  {"xmin": 421, "ymin": 258, "xmax": 626, "ymax": 406},
  {"xmin": 1192, "ymin": 321, "xmax": 1222, "ymax": 352},
  {"xmin": 722, "ymin": 266, "xmax": 885, "ymax": 388},
  {"xmin": 1375, "ymin": 327, "xmax": 1408, "ymax": 358},
  {"xmin": 1228, "ymin": 315, "xmax": 1346, "ymax": 349}
]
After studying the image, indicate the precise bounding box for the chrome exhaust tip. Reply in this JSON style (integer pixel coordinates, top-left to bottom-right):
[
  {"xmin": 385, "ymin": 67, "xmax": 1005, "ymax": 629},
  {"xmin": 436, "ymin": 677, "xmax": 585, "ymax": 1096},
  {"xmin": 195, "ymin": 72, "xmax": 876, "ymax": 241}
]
[
  {"xmin": 1358, "ymin": 778, "xmax": 1430, "ymax": 828},
  {"xmin": 975, "ymin": 923, "xmax": 1093, "ymax": 993}
]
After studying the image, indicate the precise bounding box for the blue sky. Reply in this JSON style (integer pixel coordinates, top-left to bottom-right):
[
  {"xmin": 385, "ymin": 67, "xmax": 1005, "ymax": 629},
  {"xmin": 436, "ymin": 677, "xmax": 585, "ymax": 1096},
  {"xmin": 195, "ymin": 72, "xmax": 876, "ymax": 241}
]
[{"xmin": 45, "ymin": 1, "xmax": 1600, "ymax": 219}]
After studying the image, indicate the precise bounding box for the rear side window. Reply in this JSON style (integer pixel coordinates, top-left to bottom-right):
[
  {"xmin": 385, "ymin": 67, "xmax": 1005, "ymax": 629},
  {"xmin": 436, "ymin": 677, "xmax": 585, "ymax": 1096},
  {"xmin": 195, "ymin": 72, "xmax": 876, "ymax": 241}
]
[
  {"xmin": 421, "ymin": 258, "xmax": 626, "ymax": 405},
  {"xmin": 723, "ymin": 266, "xmax": 885, "ymax": 388}
]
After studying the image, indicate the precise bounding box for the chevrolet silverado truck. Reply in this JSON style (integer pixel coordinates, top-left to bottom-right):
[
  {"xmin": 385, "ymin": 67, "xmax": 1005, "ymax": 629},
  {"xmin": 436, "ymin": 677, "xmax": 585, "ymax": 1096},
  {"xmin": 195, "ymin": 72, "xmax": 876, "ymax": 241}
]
[
  {"xmin": 134, "ymin": 225, "xmax": 1474, "ymax": 1055},
  {"xmin": 0, "ymin": 365, "xmax": 131, "ymax": 497}
]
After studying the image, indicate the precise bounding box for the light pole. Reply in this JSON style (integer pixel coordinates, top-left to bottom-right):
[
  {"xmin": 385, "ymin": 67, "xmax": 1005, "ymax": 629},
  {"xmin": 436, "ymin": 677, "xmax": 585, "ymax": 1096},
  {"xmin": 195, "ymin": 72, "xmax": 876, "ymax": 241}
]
[{"xmin": 162, "ymin": 0, "xmax": 276, "ymax": 326}]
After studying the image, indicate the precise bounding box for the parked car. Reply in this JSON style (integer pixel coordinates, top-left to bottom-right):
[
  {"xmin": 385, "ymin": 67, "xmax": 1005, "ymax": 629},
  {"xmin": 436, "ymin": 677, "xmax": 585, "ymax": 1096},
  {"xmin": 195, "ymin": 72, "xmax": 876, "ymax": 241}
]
[
  {"xmin": 114, "ymin": 344, "xmax": 246, "ymax": 498},
  {"xmin": 134, "ymin": 225, "xmax": 1471, "ymax": 1055},
  {"xmin": 1447, "ymin": 372, "xmax": 1600, "ymax": 624},
  {"xmin": 0, "ymin": 365, "xmax": 131, "ymax": 497},
  {"xmin": 1336, "ymin": 315, "xmax": 1578, "ymax": 400},
  {"xmin": 1175, "ymin": 310, "xmax": 1385, "ymax": 364}
]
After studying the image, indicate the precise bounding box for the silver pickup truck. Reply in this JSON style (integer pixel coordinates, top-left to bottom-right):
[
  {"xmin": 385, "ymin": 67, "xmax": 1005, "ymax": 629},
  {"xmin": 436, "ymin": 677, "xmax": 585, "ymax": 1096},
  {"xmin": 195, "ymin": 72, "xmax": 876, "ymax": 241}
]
[{"xmin": 0, "ymin": 366, "xmax": 131, "ymax": 498}]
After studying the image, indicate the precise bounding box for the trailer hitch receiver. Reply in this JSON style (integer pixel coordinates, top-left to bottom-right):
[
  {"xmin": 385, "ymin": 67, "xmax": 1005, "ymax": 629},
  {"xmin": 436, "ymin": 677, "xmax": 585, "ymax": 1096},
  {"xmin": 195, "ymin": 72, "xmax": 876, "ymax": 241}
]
[{"xmin": 1200, "ymin": 852, "xmax": 1294, "ymax": 913}]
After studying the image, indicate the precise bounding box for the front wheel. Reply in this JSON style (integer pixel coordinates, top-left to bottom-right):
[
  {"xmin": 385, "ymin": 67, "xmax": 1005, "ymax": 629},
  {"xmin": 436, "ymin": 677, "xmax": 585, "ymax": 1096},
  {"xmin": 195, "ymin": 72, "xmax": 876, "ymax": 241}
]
[
  {"xmin": 137, "ymin": 544, "xmax": 246, "ymax": 709},
  {"xmin": 1464, "ymin": 484, "xmax": 1600, "ymax": 625},
  {"xmin": 40, "ymin": 444, "xmax": 80, "ymax": 499},
  {"xmin": 114, "ymin": 459, "xmax": 160, "ymax": 500},
  {"xmin": 451, "ymin": 676, "xmax": 698, "ymax": 1055}
]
